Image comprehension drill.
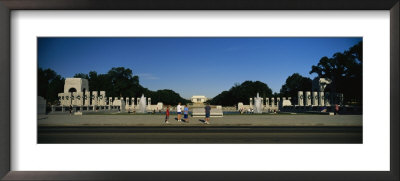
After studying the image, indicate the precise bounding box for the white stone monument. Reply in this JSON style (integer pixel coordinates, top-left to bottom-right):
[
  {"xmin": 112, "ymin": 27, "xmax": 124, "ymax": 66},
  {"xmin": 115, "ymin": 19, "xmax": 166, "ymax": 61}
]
[
  {"xmin": 319, "ymin": 92, "xmax": 324, "ymax": 106},
  {"xmin": 92, "ymin": 91, "xmax": 98, "ymax": 106},
  {"xmin": 64, "ymin": 78, "xmax": 89, "ymax": 93},
  {"xmin": 77, "ymin": 92, "xmax": 83, "ymax": 106},
  {"xmin": 84, "ymin": 91, "xmax": 90, "ymax": 106},
  {"xmin": 312, "ymin": 91, "xmax": 318, "ymax": 106},
  {"xmin": 265, "ymin": 98, "xmax": 269, "ymax": 108},
  {"xmin": 271, "ymin": 98, "xmax": 275, "ymax": 107},
  {"xmin": 305, "ymin": 91, "xmax": 311, "ymax": 106},
  {"xmin": 99, "ymin": 91, "xmax": 106, "ymax": 106},
  {"xmin": 298, "ymin": 91, "xmax": 304, "ymax": 106}
]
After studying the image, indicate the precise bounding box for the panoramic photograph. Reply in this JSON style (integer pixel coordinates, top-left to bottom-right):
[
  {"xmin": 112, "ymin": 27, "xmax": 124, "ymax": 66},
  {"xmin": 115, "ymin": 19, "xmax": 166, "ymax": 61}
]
[{"xmin": 37, "ymin": 37, "xmax": 362, "ymax": 143}]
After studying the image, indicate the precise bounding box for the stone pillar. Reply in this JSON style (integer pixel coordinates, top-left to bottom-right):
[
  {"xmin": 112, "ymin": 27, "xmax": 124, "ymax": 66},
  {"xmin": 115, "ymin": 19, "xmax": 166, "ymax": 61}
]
[
  {"xmin": 131, "ymin": 98, "xmax": 135, "ymax": 107},
  {"xmin": 51, "ymin": 105, "xmax": 55, "ymax": 112},
  {"xmin": 312, "ymin": 91, "xmax": 318, "ymax": 106},
  {"xmin": 125, "ymin": 97, "xmax": 130, "ymax": 105},
  {"xmin": 72, "ymin": 92, "xmax": 78, "ymax": 106},
  {"xmin": 125, "ymin": 97, "xmax": 129, "ymax": 110},
  {"xmin": 137, "ymin": 98, "xmax": 140, "ymax": 105},
  {"xmin": 271, "ymin": 98, "xmax": 275, "ymax": 107},
  {"xmin": 249, "ymin": 98, "xmax": 253, "ymax": 108},
  {"xmin": 148, "ymin": 98, "xmax": 151, "ymax": 105},
  {"xmin": 92, "ymin": 91, "xmax": 98, "ymax": 106},
  {"xmin": 109, "ymin": 97, "xmax": 113, "ymax": 109},
  {"xmin": 99, "ymin": 91, "xmax": 106, "ymax": 106},
  {"xmin": 77, "ymin": 92, "xmax": 84, "ymax": 106},
  {"xmin": 305, "ymin": 91, "xmax": 311, "ymax": 106},
  {"xmin": 84, "ymin": 91, "xmax": 90, "ymax": 106},
  {"xmin": 298, "ymin": 91, "xmax": 304, "ymax": 106},
  {"xmin": 319, "ymin": 92, "xmax": 324, "ymax": 106},
  {"xmin": 265, "ymin": 98, "xmax": 269, "ymax": 108}
]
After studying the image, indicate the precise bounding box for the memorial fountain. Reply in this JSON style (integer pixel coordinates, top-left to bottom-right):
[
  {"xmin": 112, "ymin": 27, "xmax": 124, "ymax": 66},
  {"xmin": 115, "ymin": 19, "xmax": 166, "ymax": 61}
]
[
  {"xmin": 254, "ymin": 92, "xmax": 262, "ymax": 114},
  {"xmin": 137, "ymin": 94, "xmax": 147, "ymax": 113}
]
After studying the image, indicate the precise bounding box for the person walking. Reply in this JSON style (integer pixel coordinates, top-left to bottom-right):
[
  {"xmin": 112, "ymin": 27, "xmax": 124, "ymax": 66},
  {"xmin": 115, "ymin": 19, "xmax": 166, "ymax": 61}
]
[
  {"xmin": 204, "ymin": 103, "xmax": 211, "ymax": 124},
  {"xmin": 183, "ymin": 104, "xmax": 189, "ymax": 123},
  {"xmin": 177, "ymin": 102, "xmax": 182, "ymax": 122},
  {"xmin": 335, "ymin": 104, "xmax": 339, "ymax": 115},
  {"xmin": 165, "ymin": 105, "xmax": 170, "ymax": 124}
]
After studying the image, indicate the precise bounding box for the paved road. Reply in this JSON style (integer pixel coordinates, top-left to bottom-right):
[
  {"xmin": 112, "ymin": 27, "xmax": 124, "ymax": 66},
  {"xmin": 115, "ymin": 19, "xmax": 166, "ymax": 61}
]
[
  {"xmin": 38, "ymin": 126, "xmax": 362, "ymax": 143},
  {"xmin": 38, "ymin": 114, "xmax": 362, "ymax": 143}
]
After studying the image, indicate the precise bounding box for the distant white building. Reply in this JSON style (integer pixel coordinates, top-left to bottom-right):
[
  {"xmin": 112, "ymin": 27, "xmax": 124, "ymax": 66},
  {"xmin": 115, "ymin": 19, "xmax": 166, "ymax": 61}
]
[{"xmin": 191, "ymin": 95, "xmax": 207, "ymax": 103}]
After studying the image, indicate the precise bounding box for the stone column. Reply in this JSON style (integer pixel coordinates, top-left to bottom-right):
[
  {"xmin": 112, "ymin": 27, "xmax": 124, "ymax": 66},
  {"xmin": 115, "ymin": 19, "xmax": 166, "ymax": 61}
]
[
  {"xmin": 125, "ymin": 97, "xmax": 130, "ymax": 110},
  {"xmin": 305, "ymin": 91, "xmax": 311, "ymax": 106},
  {"xmin": 271, "ymin": 98, "xmax": 275, "ymax": 107},
  {"xmin": 249, "ymin": 98, "xmax": 253, "ymax": 108},
  {"xmin": 319, "ymin": 92, "xmax": 324, "ymax": 106},
  {"xmin": 72, "ymin": 92, "xmax": 77, "ymax": 106},
  {"xmin": 265, "ymin": 98, "xmax": 269, "ymax": 108},
  {"xmin": 131, "ymin": 98, "xmax": 135, "ymax": 107},
  {"xmin": 84, "ymin": 91, "xmax": 90, "ymax": 106},
  {"xmin": 148, "ymin": 98, "xmax": 151, "ymax": 105},
  {"xmin": 312, "ymin": 91, "xmax": 318, "ymax": 106},
  {"xmin": 99, "ymin": 91, "xmax": 106, "ymax": 106},
  {"xmin": 109, "ymin": 97, "xmax": 113, "ymax": 109},
  {"xmin": 77, "ymin": 92, "xmax": 83, "ymax": 106},
  {"xmin": 92, "ymin": 91, "xmax": 98, "ymax": 106},
  {"xmin": 298, "ymin": 91, "xmax": 304, "ymax": 106}
]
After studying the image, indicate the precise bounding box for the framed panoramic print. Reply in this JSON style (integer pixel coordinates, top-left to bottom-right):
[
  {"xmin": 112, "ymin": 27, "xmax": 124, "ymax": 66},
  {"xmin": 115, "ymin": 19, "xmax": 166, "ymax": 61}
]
[{"xmin": 0, "ymin": 0, "xmax": 399, "ymax": 180}]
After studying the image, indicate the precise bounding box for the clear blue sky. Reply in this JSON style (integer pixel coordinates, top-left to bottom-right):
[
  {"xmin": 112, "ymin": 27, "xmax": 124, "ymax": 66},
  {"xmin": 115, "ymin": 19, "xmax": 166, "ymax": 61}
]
[{"xmin": 38, "ymin": 37, "xmax": 362, "ymax": 99}]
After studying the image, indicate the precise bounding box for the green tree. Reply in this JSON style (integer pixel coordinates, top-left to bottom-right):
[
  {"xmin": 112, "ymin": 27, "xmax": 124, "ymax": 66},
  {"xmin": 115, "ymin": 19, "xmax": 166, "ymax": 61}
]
[
  {"xmin": 309, "ymin": 41, "xmax": 362, "ymax": 104},
  {"xmin": 38, "ymin": 68, "xmax": 65, "ymax": 105},
  {"xmin": 210, "ymin": 80, "xmax": 273, "ymax": 106},
  {"xmin": 280, "ymin": 73, "xmax": 312, "ymax": 100}
]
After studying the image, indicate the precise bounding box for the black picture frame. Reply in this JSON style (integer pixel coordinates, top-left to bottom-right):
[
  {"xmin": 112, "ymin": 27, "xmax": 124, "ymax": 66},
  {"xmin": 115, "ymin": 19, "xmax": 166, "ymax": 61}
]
[{"xmin": 0, "ymin": 0, "xmax": 399, "ymax": 180}]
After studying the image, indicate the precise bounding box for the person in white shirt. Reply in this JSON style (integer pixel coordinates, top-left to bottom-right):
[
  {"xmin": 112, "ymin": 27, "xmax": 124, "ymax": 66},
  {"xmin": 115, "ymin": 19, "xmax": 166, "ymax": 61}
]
[{"xmin": 177, "ymin": 102, "xmax": 182, "ymax": 122}]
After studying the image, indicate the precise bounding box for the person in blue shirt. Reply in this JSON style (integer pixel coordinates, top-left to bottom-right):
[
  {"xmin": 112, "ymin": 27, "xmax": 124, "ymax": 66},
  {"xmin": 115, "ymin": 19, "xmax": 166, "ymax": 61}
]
[
  {"xmin": 183, "ymin": 105, "xmax": 189, "ymax": 123},
  {"xmin": 204, "ymin": 104, "xmax": 211, "ymax": 124}
]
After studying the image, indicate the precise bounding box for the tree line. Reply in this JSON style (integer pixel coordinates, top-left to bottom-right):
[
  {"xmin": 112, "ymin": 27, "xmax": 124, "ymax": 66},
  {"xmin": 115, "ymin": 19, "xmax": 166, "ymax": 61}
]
[
  {"xmin": 209, "ymin": 41, "xmax": 362, "ymax": 106},
  {"xmin": 38, "ymin": 67, "xmax": 189, "ymax": 105}
]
